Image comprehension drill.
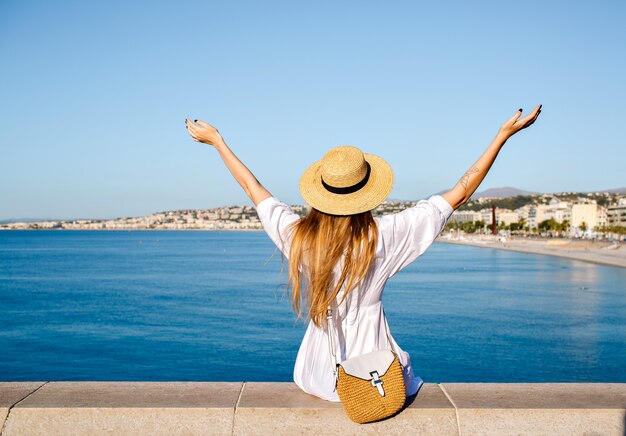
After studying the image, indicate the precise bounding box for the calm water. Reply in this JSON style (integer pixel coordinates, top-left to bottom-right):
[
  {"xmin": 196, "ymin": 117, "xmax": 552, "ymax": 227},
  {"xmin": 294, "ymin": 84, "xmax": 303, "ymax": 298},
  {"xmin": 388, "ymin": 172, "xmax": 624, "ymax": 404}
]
[{"xmin": 1, "ymin": 230, "xmax": 625, "ymax": 382}]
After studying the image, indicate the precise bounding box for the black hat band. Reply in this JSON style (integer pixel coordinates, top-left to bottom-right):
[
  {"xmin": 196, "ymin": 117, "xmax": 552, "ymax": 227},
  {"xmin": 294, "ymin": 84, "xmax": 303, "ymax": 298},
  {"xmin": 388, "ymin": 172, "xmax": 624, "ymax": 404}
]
[{"xmin": 321, "ymin": 161, "xmax": 371, "ymax": 195}]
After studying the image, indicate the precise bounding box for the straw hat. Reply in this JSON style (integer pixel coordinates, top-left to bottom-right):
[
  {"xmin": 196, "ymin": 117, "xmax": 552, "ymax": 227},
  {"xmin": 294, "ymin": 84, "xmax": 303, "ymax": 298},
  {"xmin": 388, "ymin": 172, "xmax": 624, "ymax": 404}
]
[{"xmin": 299, "ymin": 145, "xmax": 394, "ymax": 215}]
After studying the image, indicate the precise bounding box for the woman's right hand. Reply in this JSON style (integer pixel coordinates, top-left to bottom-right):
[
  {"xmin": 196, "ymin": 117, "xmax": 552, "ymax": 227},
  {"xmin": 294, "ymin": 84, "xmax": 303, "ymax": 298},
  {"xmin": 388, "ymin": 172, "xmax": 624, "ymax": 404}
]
[
  {"xmin": 498, "ymin": 105, "xmax": 542, "ymax": 139},
  {"xmin": 185, "ymin": 118, "xmax": 225, "ymax": 147}
]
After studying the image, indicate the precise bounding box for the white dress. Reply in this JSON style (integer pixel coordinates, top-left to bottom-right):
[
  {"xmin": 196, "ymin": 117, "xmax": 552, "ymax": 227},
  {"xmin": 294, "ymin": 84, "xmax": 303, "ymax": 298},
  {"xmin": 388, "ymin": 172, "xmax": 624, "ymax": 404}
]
[{"xmin": 255, "ymin": 194, "xmax": 454, "ymax": 402}]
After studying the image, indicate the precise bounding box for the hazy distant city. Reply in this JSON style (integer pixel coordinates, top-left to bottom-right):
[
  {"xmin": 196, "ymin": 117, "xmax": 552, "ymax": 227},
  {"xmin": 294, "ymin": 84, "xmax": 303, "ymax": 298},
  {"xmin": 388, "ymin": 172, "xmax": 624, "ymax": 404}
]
[{"xmin": 2, "ymin": 188, "xmax": 625, "ymax": 238}]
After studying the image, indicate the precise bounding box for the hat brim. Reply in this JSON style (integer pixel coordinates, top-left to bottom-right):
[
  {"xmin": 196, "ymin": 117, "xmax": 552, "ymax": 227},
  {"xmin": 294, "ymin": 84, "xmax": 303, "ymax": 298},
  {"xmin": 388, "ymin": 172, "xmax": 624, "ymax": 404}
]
[{"xmin": 299, "ymin": 153, "xmax": 394, "ymax": 215}]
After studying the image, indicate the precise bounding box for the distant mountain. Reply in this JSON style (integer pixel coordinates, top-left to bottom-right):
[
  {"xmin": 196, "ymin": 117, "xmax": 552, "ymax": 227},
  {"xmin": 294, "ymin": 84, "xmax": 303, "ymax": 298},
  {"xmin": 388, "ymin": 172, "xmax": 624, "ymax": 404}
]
[
  {"xmin": 391, "ymin": 185, "xmax": 624, "ymax": 202},
  {"xmin": 0, "ymin": 217, "xmax": 58, "ymax": 224},
  {"xmin": 464, "ymin": 186, "xmax": 626, "ymax": 198},
  {"xmin": 387, "ymin": 198, "xmax": 413, "ymax": 203},
  {"xmin": 0, "ymin": 217, "xmax": 92, "ymax": 224},
  {"xmin": 590, "ymin": 187, "xmax": 626, "ymax": 194},
  {"xmin": 471, "ymin": 187, "xmax": 539, "ymax": 199},
  {"xmin": 388, "ymin": 187, "xmax": 537, "ymax": 201}
]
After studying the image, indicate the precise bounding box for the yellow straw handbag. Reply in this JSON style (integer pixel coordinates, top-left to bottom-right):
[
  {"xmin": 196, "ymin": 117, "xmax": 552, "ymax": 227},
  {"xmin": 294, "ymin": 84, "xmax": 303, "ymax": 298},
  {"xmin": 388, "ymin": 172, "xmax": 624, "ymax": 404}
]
[{"xmin": 326, "ymin": 309, "xmax": 407, "ymax": 424}]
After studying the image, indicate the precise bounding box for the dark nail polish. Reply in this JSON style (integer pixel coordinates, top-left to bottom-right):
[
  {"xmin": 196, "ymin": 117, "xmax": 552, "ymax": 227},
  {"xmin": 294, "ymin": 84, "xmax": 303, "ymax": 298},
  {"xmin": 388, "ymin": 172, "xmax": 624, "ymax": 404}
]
[
  {"xmin": 194, "ymin": 119, "xmax": 198, "ymax": 122},
  {"xmin": 518, "ymin": 108, "xmax": 523, "ymax": 112}
]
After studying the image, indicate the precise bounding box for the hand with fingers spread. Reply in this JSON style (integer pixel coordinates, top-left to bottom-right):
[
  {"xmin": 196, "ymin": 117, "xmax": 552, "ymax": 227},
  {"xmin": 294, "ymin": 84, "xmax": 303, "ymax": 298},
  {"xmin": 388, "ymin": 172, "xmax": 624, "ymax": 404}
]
[
  {"xmin": 498, "ymin": 104, "xmax": 542, "ymax": 140},
  {"xmin": 185, "ymin": 118, "xmax": 225, "ymax": 148}
]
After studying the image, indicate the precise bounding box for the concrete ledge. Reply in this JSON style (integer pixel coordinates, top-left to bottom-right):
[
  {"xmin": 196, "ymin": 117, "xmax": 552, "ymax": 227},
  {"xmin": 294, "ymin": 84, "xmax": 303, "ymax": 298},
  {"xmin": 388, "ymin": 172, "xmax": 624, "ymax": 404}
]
[
  {"xmin": 0, "ymin": 382, "xmax": 624, "ymax": 435},
  {"xmin": 0, "ymin": 382, "xmax": 47, "ymax": 433},
  {"xmin": 1, "ymin": 382, "xmax": 242, "ymax": 436},
  {"xmin": 440, "ymin": 383, "xmax": 626, "ymax": 436},
  {"xmin": 234, "ymin": 382, "xmax": 457, "ymax": 434}
]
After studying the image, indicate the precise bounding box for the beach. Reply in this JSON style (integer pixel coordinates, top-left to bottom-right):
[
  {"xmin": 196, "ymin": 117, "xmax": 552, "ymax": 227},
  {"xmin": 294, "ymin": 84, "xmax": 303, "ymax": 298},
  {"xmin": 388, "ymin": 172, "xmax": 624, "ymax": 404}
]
[{"xmin": 439, "ymin": 235, "xmax": 626, "ymax": 269}]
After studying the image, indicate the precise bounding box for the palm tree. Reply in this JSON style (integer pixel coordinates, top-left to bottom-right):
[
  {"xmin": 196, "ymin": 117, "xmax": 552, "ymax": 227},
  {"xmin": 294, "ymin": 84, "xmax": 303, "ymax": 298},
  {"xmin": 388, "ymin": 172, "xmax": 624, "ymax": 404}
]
[{"xmin": 517, "ymin": 217, "xmax": 526, "ymax": 236}]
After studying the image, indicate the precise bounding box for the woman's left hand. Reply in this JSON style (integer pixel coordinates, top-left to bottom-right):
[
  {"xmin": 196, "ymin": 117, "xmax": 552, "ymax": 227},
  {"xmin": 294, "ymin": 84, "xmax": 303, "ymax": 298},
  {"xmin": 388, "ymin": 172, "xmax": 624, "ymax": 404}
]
[{"xmin": 185, "ymin": 118, "xmax": 225, "ymax": 147}]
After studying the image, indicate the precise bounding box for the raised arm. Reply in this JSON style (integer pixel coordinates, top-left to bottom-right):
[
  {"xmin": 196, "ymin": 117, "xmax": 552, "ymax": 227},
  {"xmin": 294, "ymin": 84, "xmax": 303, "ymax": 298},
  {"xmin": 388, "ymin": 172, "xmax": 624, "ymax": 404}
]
[
  {"xmin": 185, "ymin": 118, "xmax": 272, "ymax": 206},
  {"xmin": 441, "ymin": 105, "xmax": 542, "ymax": 210}
]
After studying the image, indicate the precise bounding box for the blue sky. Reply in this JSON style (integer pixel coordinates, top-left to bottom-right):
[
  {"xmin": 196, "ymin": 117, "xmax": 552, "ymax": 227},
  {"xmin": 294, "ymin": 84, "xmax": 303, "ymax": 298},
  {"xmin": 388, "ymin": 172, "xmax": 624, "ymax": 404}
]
[{"xmin": 1, "ymin": 1, "xmax": 624, "ymax": 220}]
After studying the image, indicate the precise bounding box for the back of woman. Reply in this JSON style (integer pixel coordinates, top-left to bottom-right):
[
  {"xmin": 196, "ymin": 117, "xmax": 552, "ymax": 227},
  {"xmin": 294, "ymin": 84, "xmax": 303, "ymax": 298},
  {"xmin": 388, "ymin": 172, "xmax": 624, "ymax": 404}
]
[
  {"xmin": 185, "ymin": 104, "xmax": 541, "ymax": 407},
  {"xmin": 256, "ymin": 172, "xmax": 454, "ymax": 401}
]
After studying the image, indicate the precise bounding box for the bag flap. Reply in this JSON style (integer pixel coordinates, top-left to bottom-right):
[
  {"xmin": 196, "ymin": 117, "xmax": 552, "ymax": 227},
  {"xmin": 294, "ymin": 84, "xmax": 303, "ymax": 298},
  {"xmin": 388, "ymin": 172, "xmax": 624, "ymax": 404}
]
[{"xmin": 339, "ymin": 350, "xmax": 395, "ymax": 380}]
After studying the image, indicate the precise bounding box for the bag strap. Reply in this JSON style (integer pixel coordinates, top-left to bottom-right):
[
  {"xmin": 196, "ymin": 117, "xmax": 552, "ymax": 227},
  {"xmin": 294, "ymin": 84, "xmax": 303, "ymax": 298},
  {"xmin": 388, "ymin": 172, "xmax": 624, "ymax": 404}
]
[
  {"xmin": 326, "ymin": 309, "xmax": 339, "ymax": 389},
  {"xmin": 325, "ymin": 306, "xmax": 395, "ymax": 388}
]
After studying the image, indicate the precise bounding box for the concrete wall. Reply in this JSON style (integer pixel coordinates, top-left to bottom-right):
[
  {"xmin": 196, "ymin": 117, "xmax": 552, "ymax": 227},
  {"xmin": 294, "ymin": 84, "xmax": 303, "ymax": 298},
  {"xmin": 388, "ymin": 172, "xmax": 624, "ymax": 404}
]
[{"xmin": 1, "ymin": 382, "xmax": 625, "ymax": 435}]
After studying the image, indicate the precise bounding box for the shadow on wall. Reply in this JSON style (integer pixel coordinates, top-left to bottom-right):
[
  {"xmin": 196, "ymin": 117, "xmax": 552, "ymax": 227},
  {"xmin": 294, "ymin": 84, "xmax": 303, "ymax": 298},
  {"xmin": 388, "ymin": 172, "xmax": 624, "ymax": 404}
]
[{"xmin": 364, "ymin": 384, "xmax": 421, "ymax": 424}]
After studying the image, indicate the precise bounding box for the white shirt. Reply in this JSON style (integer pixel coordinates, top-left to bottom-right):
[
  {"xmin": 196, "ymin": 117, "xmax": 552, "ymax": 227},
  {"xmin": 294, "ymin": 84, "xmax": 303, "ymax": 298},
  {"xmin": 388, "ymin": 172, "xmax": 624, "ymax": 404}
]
[{"xmin": 255, "ymin": 194, "xmax": 454, "ymax": 401}]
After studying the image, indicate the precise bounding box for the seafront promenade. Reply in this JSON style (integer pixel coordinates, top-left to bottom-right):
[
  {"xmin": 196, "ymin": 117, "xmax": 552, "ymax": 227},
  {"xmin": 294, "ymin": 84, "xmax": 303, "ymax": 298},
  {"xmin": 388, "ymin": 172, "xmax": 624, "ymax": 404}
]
[
  {"xmin": 1, "ymin": 382, "xmax": 625, "ymax": 435},
  {"xmin": 439, "ymin": 235, "xmax": 626, "ymax": 269}
]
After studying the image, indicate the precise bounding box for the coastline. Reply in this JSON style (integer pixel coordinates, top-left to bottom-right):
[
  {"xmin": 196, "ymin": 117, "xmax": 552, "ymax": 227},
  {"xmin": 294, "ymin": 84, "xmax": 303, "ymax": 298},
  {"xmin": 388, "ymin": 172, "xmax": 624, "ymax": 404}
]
[
  {"xmin": 438, "ymin": 235, "xmax": 626, "ymax": 269},
  {"xmin": 3, "ymin": 229, "xmax": 625, "ymax": 269}
]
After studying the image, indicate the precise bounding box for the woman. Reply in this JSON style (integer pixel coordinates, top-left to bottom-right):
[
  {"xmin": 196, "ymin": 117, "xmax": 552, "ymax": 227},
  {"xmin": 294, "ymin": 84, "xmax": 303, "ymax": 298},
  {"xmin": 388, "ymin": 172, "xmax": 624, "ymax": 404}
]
[{"xmin": 185, "ymin": 105, "xmax": 542, "ymax": 402}]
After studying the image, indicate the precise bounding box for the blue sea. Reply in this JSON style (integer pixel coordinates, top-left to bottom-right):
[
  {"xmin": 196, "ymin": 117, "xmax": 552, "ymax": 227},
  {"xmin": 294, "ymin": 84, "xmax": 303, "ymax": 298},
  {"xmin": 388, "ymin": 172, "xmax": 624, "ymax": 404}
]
[{"xmin": 1, "ymin": 230, "xmax": 625, "ymax": 383}]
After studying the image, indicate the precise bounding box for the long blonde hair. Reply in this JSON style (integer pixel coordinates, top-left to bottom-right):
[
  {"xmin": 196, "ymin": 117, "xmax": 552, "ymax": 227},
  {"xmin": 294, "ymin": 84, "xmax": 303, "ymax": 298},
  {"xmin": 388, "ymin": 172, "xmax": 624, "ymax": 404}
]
[{"xmin": 285, "ymin": 208, "xmax": 378, "ymax": 328}]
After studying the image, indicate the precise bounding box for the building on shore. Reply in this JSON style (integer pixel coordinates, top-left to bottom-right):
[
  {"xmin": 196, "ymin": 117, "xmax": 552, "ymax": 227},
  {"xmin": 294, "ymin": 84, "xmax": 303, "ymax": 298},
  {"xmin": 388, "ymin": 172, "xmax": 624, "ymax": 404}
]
[
  {"xmin": 449, "ymin": 210, "xmax": 482, "ymax": 224},
  {"xmin": 495, "ymin": 209, "xmax": 519, "ymax": 227},
  {"xmin": 571, "ymin": 201, "xmax": 600, "ymax": 229},
  {"xmin": 608, "ymin": 198, "xmax": 626, "ymax": 226},
  {"xmin": 534, "ymin": 197, "xmax": 571, "ymax": 225}
]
